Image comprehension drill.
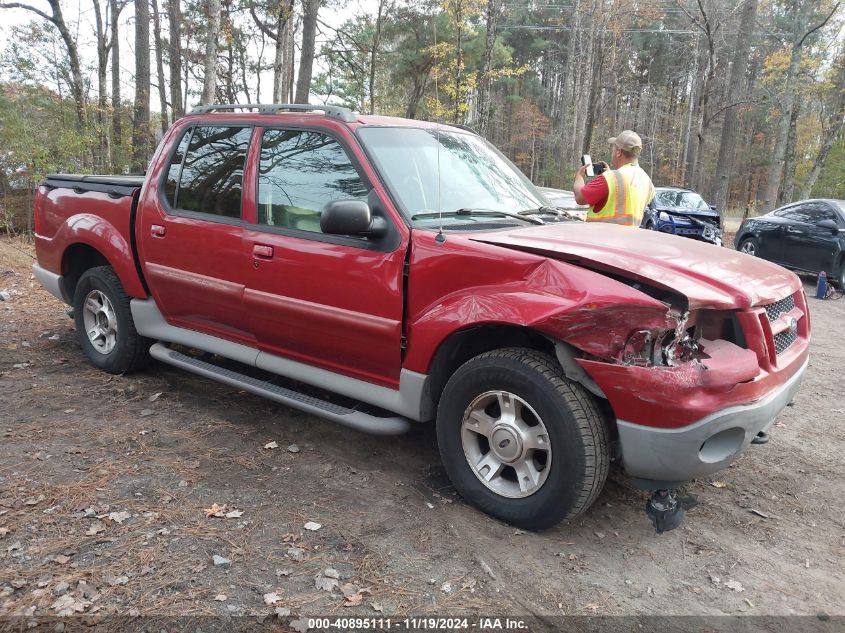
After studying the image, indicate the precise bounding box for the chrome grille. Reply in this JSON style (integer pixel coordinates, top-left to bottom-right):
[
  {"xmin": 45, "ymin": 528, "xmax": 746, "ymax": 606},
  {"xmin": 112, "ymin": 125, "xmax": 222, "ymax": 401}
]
[
  {"xmin": 773, "ymin": 329, "xmax": 797, "ymax": 355},
  {"xmin": 764, "ymin": 295, "xmax": 795, "ymax": 322},
  {"xmin": 763, "ymin": 294, "xmax": 799, "ymax": 356}
]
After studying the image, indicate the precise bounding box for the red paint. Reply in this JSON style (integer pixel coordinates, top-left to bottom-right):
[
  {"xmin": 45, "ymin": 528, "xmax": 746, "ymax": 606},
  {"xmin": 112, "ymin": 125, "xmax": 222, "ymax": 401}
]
[{"xmin": 33, "ymin": 110, "xmax": 810, "ymax": 432}]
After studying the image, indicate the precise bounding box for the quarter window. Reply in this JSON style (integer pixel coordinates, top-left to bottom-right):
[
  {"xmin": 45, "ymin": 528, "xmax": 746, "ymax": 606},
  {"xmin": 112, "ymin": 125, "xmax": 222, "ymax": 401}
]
[
  {"xmin": 257, "ymin": 129, "xmax": 368, "ymax": 233},
  {"xmin": 166, "ymin": 126, "xmax": 251, "ymax": 219}
]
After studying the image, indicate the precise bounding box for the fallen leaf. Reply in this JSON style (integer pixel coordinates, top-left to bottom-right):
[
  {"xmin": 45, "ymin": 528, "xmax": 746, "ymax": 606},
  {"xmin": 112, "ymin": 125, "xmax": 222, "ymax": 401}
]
[
  {"xmin": 52, "ymin": 554, "xmax": 71, "ymax": 565},
  {"xmin": 315, "ymin": 569, "xmax": 340, "ymax": 593},
  {"xmin": 204, "ymin": 503, "xmax": 227, "ymax": 518},
  {"xmin": 264, "ymin": 441, "xmax": 279, "ymax": 449},
  {"xmin": 263, "ymin": 592, "xmax": 282, "ymax": 605},
  {"xmin": 224, "ymin": 509, "xmax": 244, "ymax": 519},
  {"xmin": 107, "ymin": 511, "xmax": 131, "ymax": 524},
  {"xmin": 371, "ymin": 602, "xmax": 383, "ymax": 612},
  {"xmin": 340, "ymin": 583, "xmax": 359, "ymax": 598},
  {"xmin": 0, "ymin": 527, "xmax": 9, "ymax": 538},
  {"xmin": 303, "ymin": 521, "xmax": 321, "ymax": 531},
  {"xmin": 104, "ymin": 573, "xmax": 129, "ymax": 586},
  {"xmin": 275, "ymin": 606, "xmax": 291, "ymax": 617},
  {"xmin": 149, "ymin": 392, "xmax": 163, "ymax": 402},
  {"xmin": 709, "ymin": 573, "xmax": 721, "ymax": 585},
  {"xmin": 725, "ymin": 580, "xmax": 744, "ymax": 592},
  {"xmin": 85, "ymin": 522, "xmax": 106, "ymax": 536},
  {"xmin": 24, "ymin": 494, "xmax": 46, "ymax": 506},
  {"xmin": 710, "ymin": 481, "xmax": 727, "ymax": 488},
  {"xmin": 290, "ymin": 618, "xmax": 310, "ymax": 633},
  {"xmin": 344, "ymin": 593, "xmax": 364, "ymax": 607},
  {"xmin": 214, "ymin": 594, "xmax": 227, "ymax": 602},
  {"xmin": 140, "ymin": 409, "xmax": 153, "ymax": 417}
]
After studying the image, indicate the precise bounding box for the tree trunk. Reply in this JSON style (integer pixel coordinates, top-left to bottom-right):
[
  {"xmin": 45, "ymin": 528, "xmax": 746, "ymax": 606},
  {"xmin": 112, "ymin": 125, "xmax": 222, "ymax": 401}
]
[
  {"xmin": 712, "ymin": 0, "xmax": 758, "ymax": 215},
  {"xmin": 477, "ymin": 0, "xmax": 501, "ymax": 136},
  {"xmin": 131, "ymin": 0, "xmax": 152, "ymax": 172},
  {"xmin": 200, "ymin": 0, "xmax": 222, "ymax": 105},
  {"xmin": 281, "ymin": 12, "xmax": 296, "ymax": 101},
  {"xmin": 110, "ymin": 0, "xmax": 123, "ymax": 151},
  {"xmin": 368, "ymin": 0, "xmax": 388, "ymax": 115},
  {"xmin": 778, "ymin": 99, "xmax": 801, "ymax": 205},
  {"xmin": 93, "ymin": 0, "xmax": 111, "ymax": 168},
  {"xmin": 151, "ymin": 0, "xmax": 168, "ymax": 134},
  {"xmin": 295, "ymin": 0, "xmax": 319, "ymax": 104},
  {"xmin": 166, "ymin": 0, "xmax": 183, "ymax": 118}
]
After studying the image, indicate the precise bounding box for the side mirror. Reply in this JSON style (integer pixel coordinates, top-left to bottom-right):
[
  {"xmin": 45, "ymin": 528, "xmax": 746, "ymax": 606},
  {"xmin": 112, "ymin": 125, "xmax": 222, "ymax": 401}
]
[
  {"xmin": 320, "ymin": 200, "xmax": 387, "ymax": 237},
  {"xmin": 817, "ymin": 219, "xmax": 840, "ymax": 231},
  {"xmin": 709, "ymin": 204, "xmax": 717, "ymax": 211}
]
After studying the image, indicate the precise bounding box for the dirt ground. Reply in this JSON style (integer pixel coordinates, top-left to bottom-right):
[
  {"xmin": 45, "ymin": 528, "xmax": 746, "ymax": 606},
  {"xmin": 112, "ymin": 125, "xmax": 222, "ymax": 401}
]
[{"xmin": 1, "ymin": 235, "xmax": 844, "ymax": 628}]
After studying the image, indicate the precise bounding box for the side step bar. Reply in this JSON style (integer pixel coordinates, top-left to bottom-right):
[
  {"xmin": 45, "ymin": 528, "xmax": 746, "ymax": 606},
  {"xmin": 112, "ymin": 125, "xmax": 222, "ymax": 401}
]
[{"xmin": 149, "ymin": 343, "xmax": 412, "ymax": 435}]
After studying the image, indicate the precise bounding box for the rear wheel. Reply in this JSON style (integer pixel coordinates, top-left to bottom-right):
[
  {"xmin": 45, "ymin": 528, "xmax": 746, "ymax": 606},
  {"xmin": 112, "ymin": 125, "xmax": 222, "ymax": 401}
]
[
  {"xmin": 739, "ymin": 237, "xmax": 758, "ymax": 256},
  {"xmin": 436, "ymin": 349, "xmax": 609, "ymax": 530},
  {"xmin": 837, "ymin": 260, "xmax": 845, "ymax": 289},
  {"xmin": 73, "ymin": 266, "xmax": 151, "ymax": 374}
]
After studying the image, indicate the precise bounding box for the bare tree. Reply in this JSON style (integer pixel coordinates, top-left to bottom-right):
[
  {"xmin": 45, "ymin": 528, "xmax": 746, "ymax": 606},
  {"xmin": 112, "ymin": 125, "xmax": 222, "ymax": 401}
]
[
  {"xmin": 201, "ymin": 0, "xmax": 222, "ymax": 105},
  {"xmin": 250, "ymin": 0, "xmax": 295, "ymax": 102},
  {"xmin": 151, "ymin": 0, "xmax": 168, "ymax": 133},
  {"xmin": 92, "ymin": 0, "xmax": 112, "ymax": 166},
  {"xmin": 110, "ymin": 0, "xmax": 124, "ymax": 151},
  {"xmin": 295, "ymin": 0, "xmax": 320, "ymax": 103},
  {"xmin": 477, "ymin": 0, "xmax": 502, "ymax": 136},
  {"xmin": 0, "ymin": 0, "xmax": 87, "ymax": 126},
  {"xmin": 131, "ymin": 0, "xmax": 152, "ymax": 171},
  {"xmin": 165, "ymin": 0, "xmax": 183, "ymax": 118},
  {"xmin": 712, "ymin": 0, "xmax": 757, "ymax": 214},
  {"xmin": 800, "ymin": 50, "xmax": 845, "ymax": 198},
  {"xmin": 761, "ymin": 1, "xmax": 841, "ymax": 211}
]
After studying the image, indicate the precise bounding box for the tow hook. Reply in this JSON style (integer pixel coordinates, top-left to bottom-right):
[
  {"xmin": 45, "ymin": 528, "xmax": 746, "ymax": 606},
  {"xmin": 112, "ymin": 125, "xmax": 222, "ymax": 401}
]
[
  {"xmin": 645, "ymin": 489, "xmax": 699, "ymax": 534},
  {"xmin": 751, "ymin": 431, "xmax": 769, "ymax": 445}
]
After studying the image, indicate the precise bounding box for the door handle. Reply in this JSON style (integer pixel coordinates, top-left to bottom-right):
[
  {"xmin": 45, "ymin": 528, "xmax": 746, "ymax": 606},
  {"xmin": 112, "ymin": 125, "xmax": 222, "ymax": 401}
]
[
  {"xmin": 150, "ymin": 224, "xmax": 166, "ymax": 238},
  {"xmin": 253, "ymin": 244, "xmax": 274, "ymax": 259}
]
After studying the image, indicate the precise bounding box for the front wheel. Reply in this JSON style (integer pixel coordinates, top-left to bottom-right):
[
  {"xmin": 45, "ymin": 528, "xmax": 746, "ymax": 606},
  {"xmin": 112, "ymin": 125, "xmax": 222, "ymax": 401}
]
[
  {"xmin": 73, "ymin": 266, "xmax": 151, "ymax": 374},
  {"xmin": 739, "ymin": 237, "xmax": 758, "ymax": 256},
  {"xmin": 436, "ymin": 349, "xmax": 609, "ymax": 530}
]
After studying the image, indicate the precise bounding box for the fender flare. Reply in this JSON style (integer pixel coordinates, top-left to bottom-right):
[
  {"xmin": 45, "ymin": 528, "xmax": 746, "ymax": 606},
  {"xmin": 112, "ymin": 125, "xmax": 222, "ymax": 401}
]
[{"xmin": 56, "ymin": 213, "xmax": 147, "ymax": 299}]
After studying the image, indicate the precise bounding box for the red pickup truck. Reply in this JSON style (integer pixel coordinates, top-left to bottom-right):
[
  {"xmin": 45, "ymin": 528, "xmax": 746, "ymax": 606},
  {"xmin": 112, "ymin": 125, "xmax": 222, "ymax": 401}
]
[{"xmin": 32, "ymin": 104, "xmax": 809, "ymax": 530}]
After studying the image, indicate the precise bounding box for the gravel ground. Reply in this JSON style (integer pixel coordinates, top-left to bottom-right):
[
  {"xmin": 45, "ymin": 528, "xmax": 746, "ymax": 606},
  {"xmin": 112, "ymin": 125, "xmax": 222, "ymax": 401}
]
[{"xmin": 1, "ymin": 235, "xmax": 843, "ymax": 629}]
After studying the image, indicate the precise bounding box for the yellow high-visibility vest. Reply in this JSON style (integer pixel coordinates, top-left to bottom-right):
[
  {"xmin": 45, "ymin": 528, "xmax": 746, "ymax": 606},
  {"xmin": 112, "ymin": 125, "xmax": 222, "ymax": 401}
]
[{"xmin": 586, "ymin": 163, "xmax": 655, "ymax": 226}]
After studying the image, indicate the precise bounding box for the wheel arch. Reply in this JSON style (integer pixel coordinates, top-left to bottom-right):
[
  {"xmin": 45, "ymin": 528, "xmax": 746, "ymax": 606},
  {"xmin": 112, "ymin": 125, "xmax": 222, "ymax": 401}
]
[{"xmin": 426, "ymin": 323, "xmax": 555, "ymax": 407}]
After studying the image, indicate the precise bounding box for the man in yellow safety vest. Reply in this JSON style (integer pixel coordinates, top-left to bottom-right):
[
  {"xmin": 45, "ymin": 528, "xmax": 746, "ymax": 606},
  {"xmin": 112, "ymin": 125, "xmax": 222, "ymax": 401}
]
[{"xmin": 573, "ymin": 130, "xmax": 655, "ymax": 226}]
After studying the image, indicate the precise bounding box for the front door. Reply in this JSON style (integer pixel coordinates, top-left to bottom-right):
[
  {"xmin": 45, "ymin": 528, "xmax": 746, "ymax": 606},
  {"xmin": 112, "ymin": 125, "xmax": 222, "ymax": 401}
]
[
  {"xmin": 242, "ymin": 126, "xmax": 407, "ymax": 387},
  {"xmin": 138, "ymin": 124, "xmax": 255, "ymax": 346}
]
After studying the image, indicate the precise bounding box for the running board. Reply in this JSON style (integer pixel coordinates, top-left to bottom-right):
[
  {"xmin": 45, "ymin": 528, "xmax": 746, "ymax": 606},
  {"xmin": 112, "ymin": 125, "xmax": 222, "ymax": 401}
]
[{"xmin": 149, "ymin": 343, "xmax": 412, "ymax": 435}]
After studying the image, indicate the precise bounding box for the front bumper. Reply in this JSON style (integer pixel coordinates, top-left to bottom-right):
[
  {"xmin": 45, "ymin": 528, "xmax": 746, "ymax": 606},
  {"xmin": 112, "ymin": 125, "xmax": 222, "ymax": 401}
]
[{"xmin": 616, "ymin": 357, "xmax": 808, "ymax": 484}]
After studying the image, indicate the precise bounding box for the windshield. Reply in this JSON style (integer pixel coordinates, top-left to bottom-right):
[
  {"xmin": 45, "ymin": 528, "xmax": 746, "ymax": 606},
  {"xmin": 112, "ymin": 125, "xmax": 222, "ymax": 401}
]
[
  {"xmin": 655, "ymin": 189, "xmax": 710, "ymax": 211},
  {"xmin": 357, "ymin": 127, "xmax": 546, "ymax": 222}
]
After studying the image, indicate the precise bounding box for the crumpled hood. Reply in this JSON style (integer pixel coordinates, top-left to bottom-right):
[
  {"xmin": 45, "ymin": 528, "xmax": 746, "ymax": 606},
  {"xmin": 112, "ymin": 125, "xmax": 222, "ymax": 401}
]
[
  {"xmin": 472, "ymin": 223, "xmax": 799, "ymax": 309},
  {"xmin": 654, "ymin": 206, "xmax": 720, "ymax": 220}
]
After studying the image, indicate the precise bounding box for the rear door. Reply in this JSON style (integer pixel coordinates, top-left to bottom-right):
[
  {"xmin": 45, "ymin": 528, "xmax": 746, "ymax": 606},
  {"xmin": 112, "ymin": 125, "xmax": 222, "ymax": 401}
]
[
  {"xmin": 241, "ymin": 125, "xmax": 407, "ymax": 387},
  {"xmin": 778, "ymin": 203, "xmax": 824, "ymax": 271},
  {"xmin": 796, "ymin": 203, "xmax": 843, "ymax": 272},
  {"xmin": 137, "ymin": 124, "xmax": 256, "ymax": 346}
]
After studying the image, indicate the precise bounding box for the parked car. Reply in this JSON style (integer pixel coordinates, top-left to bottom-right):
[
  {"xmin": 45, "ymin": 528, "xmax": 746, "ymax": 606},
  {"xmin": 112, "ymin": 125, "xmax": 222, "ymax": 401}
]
[
  {"xmin": 32, "ymin": 104, "xmax": 809, "ymax": 531},
  {"xmin": 735, "ymin": 199, "xmax": 845, "ymax": 288},
  {"xmin": 537, "ymin": 187, "xmax": 588, "ymax": 221},
  {"xmin": 642, "ymin": 186, "xmax": 722, "ymax": 245}
]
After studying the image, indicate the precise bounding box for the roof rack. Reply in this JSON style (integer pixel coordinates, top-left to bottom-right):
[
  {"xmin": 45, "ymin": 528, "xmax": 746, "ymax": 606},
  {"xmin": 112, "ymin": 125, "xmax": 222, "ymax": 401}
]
[{"xmin": 189, "ymin": 103, "xmax": 358, "ymax": 123}]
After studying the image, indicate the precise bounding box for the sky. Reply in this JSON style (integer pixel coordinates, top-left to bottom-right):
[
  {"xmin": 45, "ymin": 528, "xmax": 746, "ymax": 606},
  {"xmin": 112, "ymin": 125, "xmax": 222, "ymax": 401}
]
[{"xmin": 0, "ymin": 0, "xmax": 381, "ymax": 110}]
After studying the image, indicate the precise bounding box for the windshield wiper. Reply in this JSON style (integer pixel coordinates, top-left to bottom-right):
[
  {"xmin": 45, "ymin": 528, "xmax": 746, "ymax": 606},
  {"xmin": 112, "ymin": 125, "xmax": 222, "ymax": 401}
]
[
  {"xmin": 410, "ymin": 208, "xmax": 544, "ymax": 225},
  {"xmin": 519, "ymin": 206, "xmax": 578, "ymax": 221}
]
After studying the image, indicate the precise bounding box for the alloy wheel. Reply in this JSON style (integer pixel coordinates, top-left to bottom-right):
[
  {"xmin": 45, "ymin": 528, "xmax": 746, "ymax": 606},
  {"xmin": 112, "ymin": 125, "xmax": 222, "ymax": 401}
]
[
  {"xmin": 82, "ymin": 289, "xmax": 118, "ymax": 355},
  {"xmin": 461, "ymin": 390, "xmax": 551, "ymax": 498}
]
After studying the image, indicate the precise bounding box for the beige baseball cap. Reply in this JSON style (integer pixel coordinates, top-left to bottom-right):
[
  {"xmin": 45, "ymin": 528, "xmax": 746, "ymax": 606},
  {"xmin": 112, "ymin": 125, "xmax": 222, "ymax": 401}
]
[{"xmin": 608, "ymin": 130, "xmax": 643, "ymax": 154}]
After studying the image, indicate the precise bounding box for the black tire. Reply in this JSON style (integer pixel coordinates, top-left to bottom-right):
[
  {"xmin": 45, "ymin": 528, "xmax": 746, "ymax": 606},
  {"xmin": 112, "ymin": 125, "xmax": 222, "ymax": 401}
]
[
  {"xmin": 72, "ymin": 266, "xmax": 151, "ymax": 374},
  {"xmin": 436, "ymin": 348, "xmax": 609, "ymax": 530},
  {"xmin": 738, "ymin": 236, "xmax": 758, "ymax": 256},
  {"xmin": 836, "ymin": 259, "xmax": 845, "ymax": 289},
  {"xmin": 645, "ymin": 220, "xmax": 655, "ymax": 230}
]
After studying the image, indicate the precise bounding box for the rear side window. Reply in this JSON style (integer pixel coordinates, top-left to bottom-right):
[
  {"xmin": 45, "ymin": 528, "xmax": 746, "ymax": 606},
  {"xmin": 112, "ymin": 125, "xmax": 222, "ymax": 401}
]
[
  {"xmin": 165, "ymin": 126, "xmax": 251, "ymax": 218},
  {"xmin": 257, "ymin": 129, "xmax": 368, "ymax": 233}
]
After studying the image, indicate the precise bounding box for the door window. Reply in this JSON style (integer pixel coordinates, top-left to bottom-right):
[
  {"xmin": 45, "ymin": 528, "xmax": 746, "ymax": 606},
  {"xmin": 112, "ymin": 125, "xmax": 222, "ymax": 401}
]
[
  {"xmin": 257, "ymin": 129, "xmax": 368, "ymax": 233},
  {"xmin": 165, "ymin": 126, "xmax": 251, "ymax": 218},
  {"xmin": 779, "ymin": 205, "xmax": 817, "ymax": 223}
]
